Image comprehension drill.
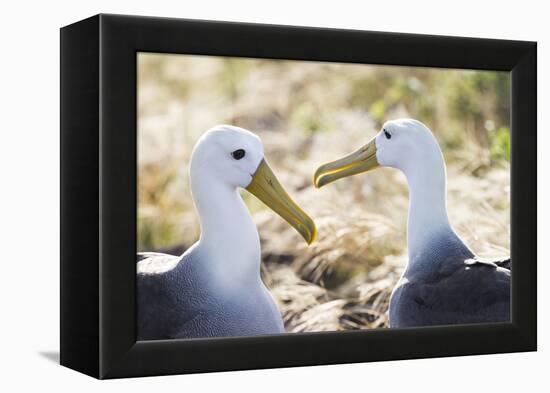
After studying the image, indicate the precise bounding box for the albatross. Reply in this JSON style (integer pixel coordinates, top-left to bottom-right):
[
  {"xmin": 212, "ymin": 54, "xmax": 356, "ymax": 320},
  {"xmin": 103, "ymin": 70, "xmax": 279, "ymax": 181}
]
[
  {"xmin": 313, "ymin": 119, "xmax": 510, "ymax": 327},
  {"xmin": 137, "ymin": 125, "xmax": 316, "ymax": 340}
]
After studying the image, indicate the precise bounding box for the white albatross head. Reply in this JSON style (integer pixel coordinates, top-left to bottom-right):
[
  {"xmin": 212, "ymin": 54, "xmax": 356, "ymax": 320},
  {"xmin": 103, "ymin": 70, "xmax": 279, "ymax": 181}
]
[
  {"xmin": 313, "ymin": 119, "xmax": 445, "ymax": 187},
  {"xmin": 190, "ymin": 125, "xmax": 265, "ymax": 189},
  {"xmin": 190, "ymin": 125, "xmax": 317, "ymax": 245},
  {"xmin": 313, "ymin": 119, "xmax": 453, "ymax": 260}
]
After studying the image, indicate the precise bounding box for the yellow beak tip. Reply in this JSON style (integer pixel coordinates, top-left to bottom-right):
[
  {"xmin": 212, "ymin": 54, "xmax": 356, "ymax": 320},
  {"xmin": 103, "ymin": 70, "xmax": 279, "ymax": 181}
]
[
  {"xmin": 312, "ymin": 170, "xmax": 326, "ymax": 189},
  {"xmin": 313, "ymin": 175, "xmax": 329, "ymax": 189},
  {"xmin": 308, "ymin": 228, "xmax": 318, "ymax": 245},
  {"xmin": 300, "ymin": 219, "xmax": 317, "ymax": 245}
]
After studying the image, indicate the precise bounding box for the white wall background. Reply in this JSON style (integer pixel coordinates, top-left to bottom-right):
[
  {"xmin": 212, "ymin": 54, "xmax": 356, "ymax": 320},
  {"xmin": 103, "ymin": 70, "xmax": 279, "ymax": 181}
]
[{"xmin": 0, "ymin": 0, "xmax": 546, "ymax": 391}]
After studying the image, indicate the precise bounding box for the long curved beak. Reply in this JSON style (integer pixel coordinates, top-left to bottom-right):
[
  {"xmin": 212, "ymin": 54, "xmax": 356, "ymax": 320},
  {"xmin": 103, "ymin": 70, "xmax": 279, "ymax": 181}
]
[
  {"xmin": 246, "ymin": 159, "xmax": 317, "ymax": 245},
  {"xmin": 313, "ymin": 137, "xmax": 379, "ymax": 188}
]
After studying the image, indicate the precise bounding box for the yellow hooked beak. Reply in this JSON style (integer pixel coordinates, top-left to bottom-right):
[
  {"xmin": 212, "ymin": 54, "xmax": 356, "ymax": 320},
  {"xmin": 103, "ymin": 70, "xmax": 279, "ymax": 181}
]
[
  {"xmin": 313, "ymin": 137, "xmax": 379, "ymax": 188},
  {"xmin": 246, "ymin": 159, "xmax": 317, "ymax": 245}
]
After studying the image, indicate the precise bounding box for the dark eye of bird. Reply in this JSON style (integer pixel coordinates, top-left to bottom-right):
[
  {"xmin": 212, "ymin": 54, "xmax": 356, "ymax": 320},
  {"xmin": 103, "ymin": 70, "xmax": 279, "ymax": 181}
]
[
  {"xmin": 383, "ymin": 129, "xmax": 392, "ymax": 139},
  {"xmin": 231, "ymin": 149, "xmax": 246, "ymax": 160}
]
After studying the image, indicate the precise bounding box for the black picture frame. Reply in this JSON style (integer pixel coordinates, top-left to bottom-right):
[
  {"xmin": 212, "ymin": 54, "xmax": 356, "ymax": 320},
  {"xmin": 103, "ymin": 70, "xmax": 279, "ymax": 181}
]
[{"xmin": 60, "ymin": 13, "xmax": 537, "ymax": 379}]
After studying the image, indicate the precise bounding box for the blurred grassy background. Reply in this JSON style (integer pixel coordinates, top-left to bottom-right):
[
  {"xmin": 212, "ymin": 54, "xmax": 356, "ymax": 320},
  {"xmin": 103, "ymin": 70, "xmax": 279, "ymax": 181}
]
[{"xmin": 138, "ymin": 53, "xmax": 510, "ymax": 332}]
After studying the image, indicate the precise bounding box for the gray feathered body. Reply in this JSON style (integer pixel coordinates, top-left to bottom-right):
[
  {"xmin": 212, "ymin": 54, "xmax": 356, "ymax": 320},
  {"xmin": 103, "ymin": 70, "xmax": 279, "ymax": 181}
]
[
  {"xmin": 389, "ymin": 232, "xmax": 511, "ymax": 328},
  {"xmin": 137, "ymin": 249, "xmax": 284, "ymax": 340}
]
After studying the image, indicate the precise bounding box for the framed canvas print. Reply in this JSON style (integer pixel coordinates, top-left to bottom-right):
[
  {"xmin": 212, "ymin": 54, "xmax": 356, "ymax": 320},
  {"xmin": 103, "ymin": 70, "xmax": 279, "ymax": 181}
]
[{"xmin": 60, "ymin": 14, "xmax": 536, "ymax": 379}]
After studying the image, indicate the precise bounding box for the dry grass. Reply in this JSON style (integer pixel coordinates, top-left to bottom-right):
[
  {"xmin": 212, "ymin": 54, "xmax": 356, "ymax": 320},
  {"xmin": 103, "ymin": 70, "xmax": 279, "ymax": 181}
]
[{"xmin": 137, "ymin": 53, "xmax": 510, "ymax": 332}]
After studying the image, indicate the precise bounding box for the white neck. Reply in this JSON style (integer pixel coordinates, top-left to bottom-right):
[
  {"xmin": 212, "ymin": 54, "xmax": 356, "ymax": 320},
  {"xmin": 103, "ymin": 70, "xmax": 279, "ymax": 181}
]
[
  {"xmin": 190, "ymin": 171, "xmax": 261, "ymax": 285},
  {"xmin": 400, "ymin": 155, "xmax": 455, "ymax": 262}
]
